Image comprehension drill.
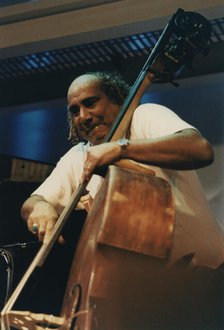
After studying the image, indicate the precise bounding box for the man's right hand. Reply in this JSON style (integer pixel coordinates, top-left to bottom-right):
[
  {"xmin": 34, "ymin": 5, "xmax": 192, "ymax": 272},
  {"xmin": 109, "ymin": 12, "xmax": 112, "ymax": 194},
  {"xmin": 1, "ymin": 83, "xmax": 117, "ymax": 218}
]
[{"xmin": 21, "ymin": 195, "xmax": 64, "ymax": 244}]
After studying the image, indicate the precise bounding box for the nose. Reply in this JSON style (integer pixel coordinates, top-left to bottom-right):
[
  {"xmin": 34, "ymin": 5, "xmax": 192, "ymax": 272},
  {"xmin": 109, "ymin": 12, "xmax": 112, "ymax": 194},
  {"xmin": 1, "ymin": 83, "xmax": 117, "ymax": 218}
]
[{"xmin": 79, "ymin": 107, "xmax": 93, "ymax": 126}]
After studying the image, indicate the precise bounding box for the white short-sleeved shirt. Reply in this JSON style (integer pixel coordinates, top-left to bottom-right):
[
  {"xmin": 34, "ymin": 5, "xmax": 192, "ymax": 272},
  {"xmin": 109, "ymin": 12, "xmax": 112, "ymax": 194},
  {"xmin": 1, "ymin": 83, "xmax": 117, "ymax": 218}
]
[{"xmin": 33, "ymin": 104, "xmax": 224, "ymax": 267}]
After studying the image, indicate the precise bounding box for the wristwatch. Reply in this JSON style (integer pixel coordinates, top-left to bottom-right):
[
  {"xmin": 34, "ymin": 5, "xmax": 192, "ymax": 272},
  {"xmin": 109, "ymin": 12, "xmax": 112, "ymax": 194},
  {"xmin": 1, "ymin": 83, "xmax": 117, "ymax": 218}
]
[{"xmin": 117, "ymin": 138, "xmax": 129, "ymax": 150}]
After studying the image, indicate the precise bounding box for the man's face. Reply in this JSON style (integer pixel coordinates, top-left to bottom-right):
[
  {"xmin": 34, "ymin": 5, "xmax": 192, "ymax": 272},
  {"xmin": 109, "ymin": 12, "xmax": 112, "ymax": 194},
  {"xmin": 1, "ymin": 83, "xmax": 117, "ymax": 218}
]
[{"xmin": 67, "ymin": 76, "xmax": 121, "ymax": 145}]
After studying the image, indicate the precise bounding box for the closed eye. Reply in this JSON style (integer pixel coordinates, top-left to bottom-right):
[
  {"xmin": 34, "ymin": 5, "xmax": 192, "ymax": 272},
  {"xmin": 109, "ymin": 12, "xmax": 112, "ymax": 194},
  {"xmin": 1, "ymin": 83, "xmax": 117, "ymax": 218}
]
[
  {"xmin": 68, "ymin": 105, "xmax": 80, "ymax": 116},
  {"xmin": 67, "ymin": 96, "xmax": 100, "ymax": 117},
  {"xmin": 82, "ymin": 97, "xmax": 99, "ymax": 108}
]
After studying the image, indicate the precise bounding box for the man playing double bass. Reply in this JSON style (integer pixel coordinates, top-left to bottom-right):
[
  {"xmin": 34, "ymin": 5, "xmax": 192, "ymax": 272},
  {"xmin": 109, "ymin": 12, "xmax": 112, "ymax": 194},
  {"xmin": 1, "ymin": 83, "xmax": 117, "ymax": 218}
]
[{"xmin": 21, "ymin": 71, "xmax": 224, "ymax": 268}]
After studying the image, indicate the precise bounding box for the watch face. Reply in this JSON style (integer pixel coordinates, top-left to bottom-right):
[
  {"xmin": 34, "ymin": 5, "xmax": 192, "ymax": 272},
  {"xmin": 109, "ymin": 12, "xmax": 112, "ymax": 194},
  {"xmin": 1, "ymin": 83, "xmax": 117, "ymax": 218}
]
[{"xmin": 117, "ymin": 138, "xmax": 129, "ymax": 149}]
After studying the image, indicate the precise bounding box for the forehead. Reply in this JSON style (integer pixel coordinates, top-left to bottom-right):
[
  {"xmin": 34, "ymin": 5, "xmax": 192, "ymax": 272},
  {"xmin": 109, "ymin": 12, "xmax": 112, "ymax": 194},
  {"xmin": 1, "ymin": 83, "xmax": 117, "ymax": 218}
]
[{"xmin": 68, "ymin": 75, "xmax": 101, "ymax": 97}]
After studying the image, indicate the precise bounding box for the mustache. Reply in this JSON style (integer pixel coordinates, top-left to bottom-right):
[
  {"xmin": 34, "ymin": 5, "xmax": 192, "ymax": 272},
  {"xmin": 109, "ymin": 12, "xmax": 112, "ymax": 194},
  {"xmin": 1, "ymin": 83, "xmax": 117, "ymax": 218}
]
[{"xmin": 79, "ymin": 122, "xmax": 105, "ymax": 133}]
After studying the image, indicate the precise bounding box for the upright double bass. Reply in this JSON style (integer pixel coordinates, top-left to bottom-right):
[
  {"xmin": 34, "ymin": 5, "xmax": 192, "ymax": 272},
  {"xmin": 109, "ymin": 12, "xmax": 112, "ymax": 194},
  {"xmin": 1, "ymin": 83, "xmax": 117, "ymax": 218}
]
[{"xmin": 1, "ymin": 8, "xmax": 211, "ymax": 330}]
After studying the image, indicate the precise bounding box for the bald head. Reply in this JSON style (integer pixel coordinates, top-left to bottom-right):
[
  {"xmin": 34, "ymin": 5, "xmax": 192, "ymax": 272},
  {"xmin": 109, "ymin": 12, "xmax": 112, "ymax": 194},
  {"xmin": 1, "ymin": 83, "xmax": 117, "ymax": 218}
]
[
  {"xmin": 67, "ymin": 71, "xmax": 130, "ymax": 105},
  {"xmin": 68, "ymin": 74, "xmax": 100, "ymax": 97}
]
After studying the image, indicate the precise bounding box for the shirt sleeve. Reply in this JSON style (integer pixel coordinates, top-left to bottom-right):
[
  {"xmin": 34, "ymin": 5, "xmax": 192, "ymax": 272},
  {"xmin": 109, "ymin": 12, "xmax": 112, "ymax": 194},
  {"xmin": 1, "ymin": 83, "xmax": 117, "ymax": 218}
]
[
  {"xmin": 32, "ymin": 146, "xmax": 83, "ymax": 214},
  {"xmin": 130, "ymin": 103, "xmax": 198, "ymax": 140},
  {"xmin": 32, "ymin": 143, "xmax": 104, "ymax": 214}
]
